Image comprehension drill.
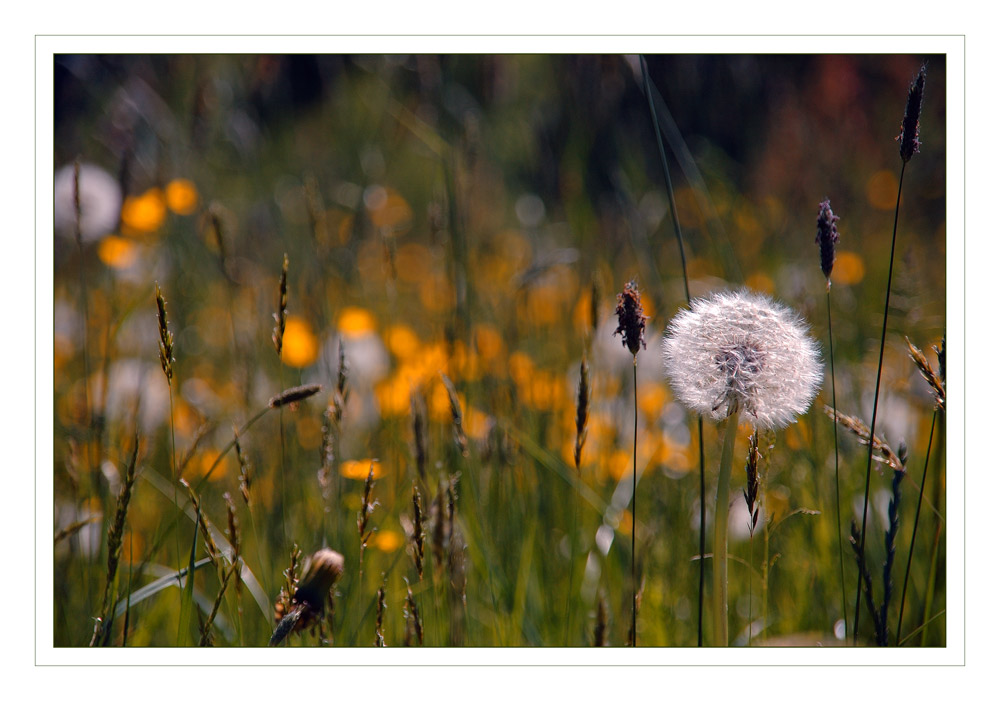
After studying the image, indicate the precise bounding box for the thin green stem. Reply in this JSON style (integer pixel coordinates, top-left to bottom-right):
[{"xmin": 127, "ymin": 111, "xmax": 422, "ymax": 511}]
[
  {"xmin": 713, "ymin": 413, "xmax": 739, "ymax": 646},
  {"xmin": 631, "ymin": 359, "xmax": 638, "ymax": 647},
  {"xmin": 639, "ymin": 53, "xmax": 705, "ymax": 647},
  {"xmin": 896, "ymin": 410, "xmax": 937, "ymax": 645},
  {"xmin": 826, "ymin": 288, "xmax": 848, "ymax": 634},
  {"xmin": 854, "ymin": 160, "xmax": 907, "ymax": 644}
]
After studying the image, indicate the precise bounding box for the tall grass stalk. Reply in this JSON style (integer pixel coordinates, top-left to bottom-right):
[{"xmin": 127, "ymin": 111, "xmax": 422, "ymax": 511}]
[
  {"xmin": 272, "ymin": 253, "xmax": 289, "ymax": 545},
  {"xmin": 854, "ymin": 64, "xmax": 924, "ymax": 645},
  {"xmin": 896, "ymin": 410, "xmax": 935, "ymax": 644},
  {"xmin": 815, "ymin": 198, "xmax": 848, "ymax": 636},
  {"xmin": 640, "ymin": 55, "xmax": 706, "ymax": 645}
]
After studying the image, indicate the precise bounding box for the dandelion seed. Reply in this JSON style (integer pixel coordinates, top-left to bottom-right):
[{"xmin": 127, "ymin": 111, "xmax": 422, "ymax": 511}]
[{"xmin": 662, "ymin": 290, "xmax": 822, "ymax": 429}]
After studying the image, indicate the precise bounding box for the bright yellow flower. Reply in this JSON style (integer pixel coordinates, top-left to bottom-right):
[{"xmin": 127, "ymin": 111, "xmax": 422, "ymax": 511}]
[
  {"xmin": 121, "ymin": 188, "xmax": 167, "ymax": 235},
  {"xmin": 97, "ymin": 235, "xmax": 138, "ymax": 269},
  {"xmin": 830, "ymin": 251, "xmax": 865, "ymax": 285},
  {"xmin": 280, "ymin": 315, "xmax": 319, "ymax": 368},
  {"xmin": 387, "ymin": 324, "xmax": 420, "ymax": 359},
  {"xmin": 373, "ymin": 530, "xmax": 403, "ymax": 552},
  {"xmin": 338, "ymin": 307, "xmax": 377, "ymax": 339},
  {"xmin": 339, "ymin": 460, "xmax": 383, "ymax": 480},
  {"xmin": 165, "ymin": 178, "xmax": 199, "ymax": 215}
]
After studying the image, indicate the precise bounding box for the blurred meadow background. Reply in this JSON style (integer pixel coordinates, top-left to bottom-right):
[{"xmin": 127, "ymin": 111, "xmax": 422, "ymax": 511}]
[{"xmin": 53, "ymin": 53, "xmax": 946, "ymax": 647}]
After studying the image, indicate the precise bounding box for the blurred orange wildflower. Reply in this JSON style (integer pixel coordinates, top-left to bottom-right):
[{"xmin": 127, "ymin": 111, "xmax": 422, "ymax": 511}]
[
  {"xmin": 281, "ymin": 316, "xmax": 319, "ymax": 368},
  {"xmin": 165, "ymin": 179, "xmax": 199, "ymax": 215},
  {"xmin": 97, "ymin": 235, "xmax": 138, "ymax": 269},
  {"xmin": 340, "ymin": 460, "xmax": 383, "ymax": 480},
  {"xmin": 338, "ymin": 307, "xmax": 377, "ymax": 339},
  {"xmin": 121, "ymin": 187, "xmax": 166, "ymax": 235}
]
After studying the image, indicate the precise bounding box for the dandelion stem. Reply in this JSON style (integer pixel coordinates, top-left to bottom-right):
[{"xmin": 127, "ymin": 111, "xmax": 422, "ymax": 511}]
[
  {"xmin": 713, "ymin": 412, "xmax": 739, "ymax": 646},
  {"xmin": 826, "ymin": 287, "xmax": 848, "ymax": 635},
  {"xmin": 854, "ymin": 159, "xmax": 907, "ymax": 644}
]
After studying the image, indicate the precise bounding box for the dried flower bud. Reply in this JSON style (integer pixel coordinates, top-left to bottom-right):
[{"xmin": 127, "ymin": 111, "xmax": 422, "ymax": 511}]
[
  {"xmin": 898, "ymin": 65, "xmax": 926, "ymax": 163},
  {"xmin": 815, "ymin": 199, "xmax": 840, "ymax": 281},
  {"xmin": 614, "ymin": 280, "xmax": 647, "ymax": 357}
]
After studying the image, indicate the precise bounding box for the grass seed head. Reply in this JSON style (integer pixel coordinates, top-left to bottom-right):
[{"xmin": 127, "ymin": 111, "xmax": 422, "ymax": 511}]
[
  {"xmin": 898, "ymin": 64, "xmax": 927, "ymax": 163},
  {"xmin": 268, "ymin": 383, "xmax": 322, "ymax": 409},
  {"xmin": 155, "ymin": 284, "xmax": 174, "ymax": 385},
  {"xmin": 614, "ymin": 280, "xmax": 647, "ymax": 356},
  {"xmin": 815, "ymin": 199, "xmax": 840, "ymax": 282},
  {"xmin": 272, "ymin": 253, "xmax": 289, "ymax": 357}
]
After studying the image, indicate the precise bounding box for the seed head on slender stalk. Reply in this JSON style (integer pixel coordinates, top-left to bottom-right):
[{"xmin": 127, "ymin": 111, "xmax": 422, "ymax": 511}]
[
  {"xmin": 816, "ymin": 199, "xmax": 840, "ymax": 286},
  {"xmin": 440, "ymin": 373, "xmax": 469, "ymax": 457},
  {"xmin": 824, "ymin": 407, "xmax": 906, "ymax": 473},
  {"xmin": 857, "ymin": 65, "xmax": 928, "ymax": 643},
  {"xmin": 268, "ymin": 383, "xmax": 323, "ymax": 409},
  {"xmin": 614, "ymin": 280, "xmax": 646, "ymax": 646},
  {"xmin": 411, "ymin": 482, "xmax": 425, "ymax": 581},
  {"xmin": 816, "ymin": 197, "xmax": 848, "ymax": 636},
  {"xmin": 155, "ymin": 285, "xmax": 174, "ymax": 386},
  {"xmin": 358, "ymin": 462, "xmax": 378, "ymax": 576},
  {"xmin": 403, "ymin": 577, "xmax": 423, "ymax": 646},
  {"xmin": 89, "ymin": 432, "xmax": 139, "ymax": 647},
  {"xmin": 272, "ymin": 253, "xmax": 288, "ymax": 357},
  {"xmin": 574, "ymin": 356, "xmax": 590, "ymax": 471},
  {"xmin": 898, "ymin": 65, "xmax": 927, "ymax": 164},
  {"xmin": 906, "ymin": 337, "xmax": 945, "ymax": 411},
  {"xmin": 375, "ymin": 577, "xmax": 387, "ymax": 647},
  {"xmin": 233, "ymin": 427, "xmax": 252, "ymax": 507}
]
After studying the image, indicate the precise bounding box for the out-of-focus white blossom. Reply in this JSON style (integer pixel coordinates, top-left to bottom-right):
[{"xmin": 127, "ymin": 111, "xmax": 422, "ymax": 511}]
[{"xmin": 54, "ymin": 163, "xmax": 121, "ymax": 243}]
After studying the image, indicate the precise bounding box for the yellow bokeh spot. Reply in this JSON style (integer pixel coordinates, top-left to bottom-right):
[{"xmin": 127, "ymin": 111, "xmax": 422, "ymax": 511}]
[
  {"xmin": 97, "ymin": 235, "xmax": 138, "ymax": 269},
  {"xmin": 280, "ymin": 315, "xmax": 319, "ymax": 368},
  {"xmin": 744, "ymin": 271, "xmax": 774, "ymax": 295},
  {"xmin": 387, "ymin": 324, "xmax": 420, "ymax": 359},
  {"xmin": 396, "ymin": 243, "xmax": 432, "ymax": 284},
  {"xmin": 637, "ymin": 383, "xmax": 668, "ymax": 420},
  {"xmin": 373, "ymin": 530, "xmax": 403, "ymax": 552},
  {"xmin": 194, "ymin": 449, "xmax": 226, "ymax": 482},
  {"xmin": 866, "ymin": 170, "xmax": 900, "ymax": 211},
  {"xmin": 607, "ymin": 449, "xmax": 632, "ymax": 481},
  {"xmin": 121, "ymin": 188, "xmax": 167, "ymax": 235},
  {"xmin": 465, "ymin": 406, "xmax": 491, "ymax": 442},
  {"xmin": 419, "ymin": 273, "xmax": 455, "ymax": 313},
  {"xmin": 367, "ymin": 186, "xmax": 413, "ymax": 232},
  {"xmin": 508, "ymin": 352, "xmax": 535, "ymax": 386},
  {"xmin": 473, "ymin": 324, "xmax": 504, "ymax": 364},
  {"xmin": 296, "ymin": 414, "xmax": 323, "ymax": 451},
  {"xmin": 429, "ymin": 380, "xmax": 453, "ymax": 422},
  {"xmin": 830, "ymin": 251, "xmax": 865, "ymax": 286},
  {"xmin": 165, "ymin": 179, "xmax": 199, "ymax": 215},
  {"xmin": 375, "ymin": 374, "xmax": 412, "ymax": 416},
  {"xmin": 338, "ymin": 307, "xmax": 377, "ymax": 339},
  {"xmin": 339, "ymin": 460, "xmax": 383, "ymax": 480}
]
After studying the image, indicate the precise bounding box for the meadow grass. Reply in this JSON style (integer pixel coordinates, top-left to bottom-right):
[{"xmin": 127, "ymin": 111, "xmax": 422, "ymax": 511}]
[{"xmin": 52, "ymin": 54, "xmax": 946, "ymax": 648}]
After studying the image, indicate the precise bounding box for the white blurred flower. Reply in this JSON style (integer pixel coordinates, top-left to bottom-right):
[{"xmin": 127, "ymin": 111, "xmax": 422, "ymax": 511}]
[
  {"xmin": 54, "ymin": 163, "xmax": 121, "ymax": 243},
  {"xmin": 662, "ymin": 289, "xmax": 822, "ymax": 429}
]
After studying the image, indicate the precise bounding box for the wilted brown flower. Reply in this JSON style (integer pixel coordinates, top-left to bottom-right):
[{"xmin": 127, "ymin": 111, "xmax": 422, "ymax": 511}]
[{"xmin": 614, "ymin": 280, "xmax": 647, "ymax": 357}]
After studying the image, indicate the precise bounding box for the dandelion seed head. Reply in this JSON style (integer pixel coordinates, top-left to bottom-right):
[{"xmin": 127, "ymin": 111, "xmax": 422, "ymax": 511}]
[{"xmin": 662, "ymin": 290, "xmax": 822, "ymax": 429}]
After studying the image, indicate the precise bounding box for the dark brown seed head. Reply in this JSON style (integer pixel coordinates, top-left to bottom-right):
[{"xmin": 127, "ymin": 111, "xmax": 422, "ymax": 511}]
[
  {"xmin": 574, "ymin": 356, "xmax": 590, "ymax": 471},
  {"xmin": 815, "ymin": 199, "xmax": 840, "ymax": 282},
  {"xmin": 268, "ymin": 383, "xmax": 322, "ymax": 409},
  {"xmin": 898, "ymin": 65, "xmax": 926, "ymax": 163},
  {"xmin": 614, "ymin": 280, "xmax": 647, "ymax": 356}
]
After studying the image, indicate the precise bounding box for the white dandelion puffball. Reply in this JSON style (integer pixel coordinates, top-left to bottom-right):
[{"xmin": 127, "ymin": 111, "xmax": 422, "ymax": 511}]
[{"xmin": 662, "ymin": 290, "xmax": 822, "ymax": 429}]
